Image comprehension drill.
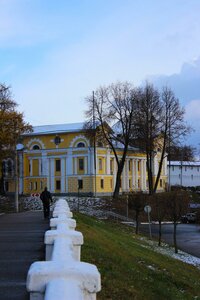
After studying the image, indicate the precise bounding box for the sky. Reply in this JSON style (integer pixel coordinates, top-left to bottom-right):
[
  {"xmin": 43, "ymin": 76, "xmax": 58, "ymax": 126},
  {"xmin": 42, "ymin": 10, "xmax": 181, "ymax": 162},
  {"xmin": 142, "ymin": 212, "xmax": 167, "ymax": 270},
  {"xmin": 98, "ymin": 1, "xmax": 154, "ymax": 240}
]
[{"xmin": 1, "ymin": 0, "xmax": 200, "ymax": 148}]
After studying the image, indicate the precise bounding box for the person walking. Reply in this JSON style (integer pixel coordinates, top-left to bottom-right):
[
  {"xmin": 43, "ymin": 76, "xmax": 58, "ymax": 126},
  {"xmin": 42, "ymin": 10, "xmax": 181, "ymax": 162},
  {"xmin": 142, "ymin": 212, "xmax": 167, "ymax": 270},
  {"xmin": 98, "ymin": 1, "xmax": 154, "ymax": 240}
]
[{"xmin": 40, "ymin": 187, "xmax": 52, "ymax": 219}]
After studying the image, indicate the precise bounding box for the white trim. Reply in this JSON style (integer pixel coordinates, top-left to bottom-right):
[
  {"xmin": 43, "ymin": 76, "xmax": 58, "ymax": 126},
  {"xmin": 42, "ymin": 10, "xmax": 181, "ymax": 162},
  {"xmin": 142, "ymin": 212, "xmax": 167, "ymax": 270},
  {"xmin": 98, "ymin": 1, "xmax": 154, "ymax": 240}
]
[
  {"xmin": 26, "ymin": 138, "xmax": 45, "ymax": 150},
  {"xmin": 69, "ymin": 135, "xmax": 90, "ymax": 148},
  {"xmin": 61, "ymin": 158, "xmax": 65, "ymax": 192},
  {"xmin": 50, "ymin": 159, "xmax": 55, "ymax": 192}
]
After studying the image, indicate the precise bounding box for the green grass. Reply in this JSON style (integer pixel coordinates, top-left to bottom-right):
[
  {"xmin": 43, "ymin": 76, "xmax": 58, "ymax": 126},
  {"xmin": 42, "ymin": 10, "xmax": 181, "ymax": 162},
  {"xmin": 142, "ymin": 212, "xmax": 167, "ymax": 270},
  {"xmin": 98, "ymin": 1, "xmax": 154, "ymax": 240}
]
[{"xmin": 75, "ymin": 213, "xmax": 200, "ymax": 300}]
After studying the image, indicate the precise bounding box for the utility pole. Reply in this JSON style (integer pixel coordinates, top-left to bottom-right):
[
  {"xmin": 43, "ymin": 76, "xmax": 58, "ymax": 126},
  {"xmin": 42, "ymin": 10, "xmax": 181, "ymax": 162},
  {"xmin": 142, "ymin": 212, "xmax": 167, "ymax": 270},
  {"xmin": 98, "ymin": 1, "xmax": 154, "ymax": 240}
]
[
  {"xmin": 168, "ymin": 108, "xmax": 171, "ymax": 192},
  {"xmin": 180, "ymin": 151, "xmax": 183, "ymax": 187},
  {"xmin": 15, "ymin": 147, "xmax": 19, "ymax": 212},
  {"xmin": 93, "ymin": 91, "xmax": 96, "ymax": 197}
]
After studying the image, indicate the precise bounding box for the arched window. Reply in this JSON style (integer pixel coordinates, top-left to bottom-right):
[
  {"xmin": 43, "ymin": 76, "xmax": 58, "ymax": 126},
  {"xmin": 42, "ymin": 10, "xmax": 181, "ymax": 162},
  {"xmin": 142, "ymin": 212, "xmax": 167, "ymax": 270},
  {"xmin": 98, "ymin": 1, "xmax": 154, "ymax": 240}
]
[
  {"xmin": 32, "ymin": 145, "xmax": 40, "ymax": 150},
  {"xmin": 77, "ymin": 142, "xmax": 85, "ymax": 148}
]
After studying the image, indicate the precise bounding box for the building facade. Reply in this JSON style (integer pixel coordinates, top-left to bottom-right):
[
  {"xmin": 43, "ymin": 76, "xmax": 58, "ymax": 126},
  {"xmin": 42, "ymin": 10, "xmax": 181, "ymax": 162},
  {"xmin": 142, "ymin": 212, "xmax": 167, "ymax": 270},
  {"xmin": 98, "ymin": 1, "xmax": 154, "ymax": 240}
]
[
  {"xmin": 168, "ymin": 161, "xmax": 200, "ymax": 187},
  {"xmin": 4, "ymin": 123, "xmax": 168, "ymax": 195}
]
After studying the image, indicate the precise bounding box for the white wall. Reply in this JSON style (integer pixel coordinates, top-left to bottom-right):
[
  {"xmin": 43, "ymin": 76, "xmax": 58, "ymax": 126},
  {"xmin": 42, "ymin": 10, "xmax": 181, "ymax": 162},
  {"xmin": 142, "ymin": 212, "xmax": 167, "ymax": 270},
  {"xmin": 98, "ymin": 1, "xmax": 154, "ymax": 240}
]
[{"xmin": 168, "ymin": 161, "xmax": 200, "ymax": 187}]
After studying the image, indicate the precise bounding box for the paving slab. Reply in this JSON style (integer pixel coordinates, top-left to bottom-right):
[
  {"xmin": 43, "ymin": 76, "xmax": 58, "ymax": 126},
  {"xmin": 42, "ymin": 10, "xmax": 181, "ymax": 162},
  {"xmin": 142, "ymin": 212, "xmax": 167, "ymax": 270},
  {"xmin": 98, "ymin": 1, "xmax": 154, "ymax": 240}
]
[{"xmin": 0, "ymin": 211, "xmax": 49, "ymax": 300}]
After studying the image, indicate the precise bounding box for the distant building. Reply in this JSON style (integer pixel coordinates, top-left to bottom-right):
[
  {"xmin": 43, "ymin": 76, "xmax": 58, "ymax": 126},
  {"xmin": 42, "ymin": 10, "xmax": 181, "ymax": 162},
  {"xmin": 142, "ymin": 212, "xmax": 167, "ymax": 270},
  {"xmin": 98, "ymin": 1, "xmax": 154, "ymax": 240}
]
[
  {"xmin": 168, "ymin": 161, "xmax": 200, "ymax": 187},
  {"xmin": 3, "ymin": 122, "xmax": 167, "ymax": 195}
]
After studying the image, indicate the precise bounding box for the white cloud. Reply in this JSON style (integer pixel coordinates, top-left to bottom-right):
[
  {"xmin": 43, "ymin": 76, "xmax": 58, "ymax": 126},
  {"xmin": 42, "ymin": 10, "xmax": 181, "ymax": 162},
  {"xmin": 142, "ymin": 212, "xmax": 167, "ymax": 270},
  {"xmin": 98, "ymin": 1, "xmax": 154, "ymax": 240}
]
[{"xmin": 185, "ymin": 99, "xmax": 200, "ymax": 121}]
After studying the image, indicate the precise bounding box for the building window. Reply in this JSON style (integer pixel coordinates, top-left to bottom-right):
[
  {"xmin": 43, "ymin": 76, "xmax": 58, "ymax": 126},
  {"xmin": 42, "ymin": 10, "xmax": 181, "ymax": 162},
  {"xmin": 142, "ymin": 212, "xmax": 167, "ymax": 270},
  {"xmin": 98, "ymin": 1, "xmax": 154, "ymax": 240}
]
[
  {"xmin": 185, "ymin": 166, "xmax": 187, "ymax": 171},
  {"xmin": 110, "ymin": 159, "xmax": 113, "ymax": 174},
  {"xmin": 172, "ymin": 166, "xmax": 174, "ymax": 171},
  {"xmin": 30, "ymin": 182, "xmax": 32, "ymax": 190},
  {"xmin": 100, "ymin": 179, "xmax": 104, "ymax": 189},
  {"xmin": 34, "ymin": 182, "xmax": 37, "ymax": 190},
  {"xmin": 29, "ymin": 163, "xmax": 31, "ymax": 174},
  {"xmin": 32, "ymin": 145, "xmax": 40, "ymax": 150},
  {"xmin": 191, "ymin": 175, "xmax": 193, "ymax": 180},
  {"xmin": 55, "ymin": 159, "xmax": 61, "ymax": 172},
  {"xmin": 128, "ymin": 160, "xmax": 131, "ymax": 171},
  {"xmin": 54, "ymin": 135, "xmax": 61, "ymax": 145},
  {"xmin": 79, "ymin": 158, "xmax": 84, "ymax": 171},
  {"xmin": 129, "ymin": 179, "xmax": 131, "ymax": 188},
  {"xmin": 138, "ymin": 179, "xmax": 140, "ymax": 188},
  {"xmin": 110, "ymin": 179, "xmax": 112, "ymax": 189},
  {"xmin": 160, "ymin": 179, "xmax": 162, "ymax": 187},
  {"xmin": 78, "ymin": 179, "xmax": 83, "ymax": 189},
  {"xmin": 40, "ymin": 181, "xmax": 43, "ymax": 190},
  {"xmin": 138, "ymin": 161, "xmax": 140, "ymax": 172},
  {"xmin": 56, "ymin": 180, "xmax": 61, "ymax": 190},
  {"xmin": 77, "ymin": 142, "xmax": 85, "ymax": 148},
  {"xmin": 99, "ymin": 158, "xmax": 103, "ymax": 171}
]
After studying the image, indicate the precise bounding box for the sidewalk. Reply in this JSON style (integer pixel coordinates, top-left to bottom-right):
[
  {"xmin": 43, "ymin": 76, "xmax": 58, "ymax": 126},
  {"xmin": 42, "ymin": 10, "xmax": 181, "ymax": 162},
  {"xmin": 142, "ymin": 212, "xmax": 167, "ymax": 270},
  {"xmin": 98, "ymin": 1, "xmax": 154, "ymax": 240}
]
[{"xmin": 0, "ymin": 211, "xmax": 49, "ymax": 300}]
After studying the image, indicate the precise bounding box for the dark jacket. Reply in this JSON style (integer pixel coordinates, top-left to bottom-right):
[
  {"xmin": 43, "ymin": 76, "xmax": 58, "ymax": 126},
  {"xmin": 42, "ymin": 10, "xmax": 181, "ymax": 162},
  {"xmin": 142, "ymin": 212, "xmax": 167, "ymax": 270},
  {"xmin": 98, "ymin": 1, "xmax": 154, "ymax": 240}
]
[{"xmin": 40, "ymin": 189, "xmax": 52, "ymax": 204}]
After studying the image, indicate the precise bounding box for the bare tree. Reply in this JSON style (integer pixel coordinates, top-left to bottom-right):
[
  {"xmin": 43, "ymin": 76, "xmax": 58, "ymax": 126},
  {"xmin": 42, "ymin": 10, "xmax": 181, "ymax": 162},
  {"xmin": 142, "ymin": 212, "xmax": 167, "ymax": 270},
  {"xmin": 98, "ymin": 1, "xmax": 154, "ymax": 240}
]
[
  {"xmin": 168, "ymin": 190, "xmax": 189, "ymax": 253},
  {"xmin": 150, "ymin": 193, "xmax": 168, "ymax": 246},
  {"xmin": 154, "ymin": 87, "xmax": 191, "ymax": 193},
  {"xmin": 133, "ymin": 83, "xmax": 190, "ymax": 194},
  {"xmin": 128, "ymin": 192, "xmax": 147, "ymax": 234},
  {"xmin": 167, "ymin": 144, "xmax": 196, "ymax": 161},
  {"xmin": 133, "ymin": 83, "xmax": 162, "ymax": 194},
  {"xmin": 85, "ymin": 82, "xmax": 138, "ymax": 198}
]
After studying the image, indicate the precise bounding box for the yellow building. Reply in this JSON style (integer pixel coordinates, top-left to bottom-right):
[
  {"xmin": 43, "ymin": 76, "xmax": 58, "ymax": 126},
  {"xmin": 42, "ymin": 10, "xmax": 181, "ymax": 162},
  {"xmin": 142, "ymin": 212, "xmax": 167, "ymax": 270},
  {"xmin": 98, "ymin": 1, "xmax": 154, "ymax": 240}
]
[{"xmin": 4, "ymin": 123, "xmax": 167, "ymax": 195}]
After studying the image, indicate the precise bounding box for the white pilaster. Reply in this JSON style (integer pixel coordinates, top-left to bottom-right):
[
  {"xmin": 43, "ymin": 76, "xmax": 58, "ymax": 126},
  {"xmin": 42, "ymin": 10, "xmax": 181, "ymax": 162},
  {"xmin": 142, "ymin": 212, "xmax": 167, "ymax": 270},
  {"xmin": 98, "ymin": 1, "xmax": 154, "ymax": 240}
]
[
  {"xmin": 50, "ymin": 159, "xmax": 55, "ymax": 192},
  {"xmin": 90, "ymin": 149, "xmax": 94, "ymax": 175},
  {"xmin": 113, "ymin": 158, "xmax": 117, "ymax": 188},
  {"xmin": 87, "ymin": 148, "xmax": 91, "ymax": 174},
  {"xmin": 74, "ymin": 158, "xmax": 77, "ymax": 175},
  {"xmin": 61, "ymin": 158, "xmax": 65, "ymax": 192},
  {"xmin": 19, "ymin": 152, "xmax": 23, "ymax": 194},
  {"xmin": 143, "ymin": 159, "xmax": 147, "ymax": 190},
  {"xmin": 122, "ymin": 166, "xmax": 126, "ymax": 191},
  {"xmin": 135, "ymin": 160, "xmax": 138, "ymax": 188},
  {"xmin": 66, "ymin": 149, "xmax": 72, "ymax": 175},
  {"xmin": 30, "ymin": 159, "xmax": 33, "ymax": 176},
  {"xmin": 46, "ymin": 158, "xmax": 50, "ymax": 189},
  {"xmin": 106, "ymin": 149, "xmax": 110, "ymax": 175},
  {"xmin": 84, "ymin": 157, "xmax": 87, "ymax": 175},
  {"xmin": 132, "ymin": 159, "xmax": 135, "ymax": 191}
]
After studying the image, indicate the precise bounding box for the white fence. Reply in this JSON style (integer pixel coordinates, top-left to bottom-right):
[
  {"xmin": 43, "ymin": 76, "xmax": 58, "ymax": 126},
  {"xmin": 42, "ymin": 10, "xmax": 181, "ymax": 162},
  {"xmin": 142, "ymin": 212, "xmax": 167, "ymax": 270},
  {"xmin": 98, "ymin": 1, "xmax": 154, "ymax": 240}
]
[{"xmin": 26, "ymin": 198, "xmax": 101, "ymax": 299}]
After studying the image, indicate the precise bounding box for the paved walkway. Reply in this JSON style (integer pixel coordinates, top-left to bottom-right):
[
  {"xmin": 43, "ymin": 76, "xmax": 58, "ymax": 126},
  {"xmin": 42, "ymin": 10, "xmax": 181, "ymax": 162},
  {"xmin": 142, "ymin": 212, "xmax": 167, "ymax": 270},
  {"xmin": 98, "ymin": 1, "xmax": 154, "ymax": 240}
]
[{"xmin": 0, "ymin": 211, "xmax": 49, "ymax": 300}]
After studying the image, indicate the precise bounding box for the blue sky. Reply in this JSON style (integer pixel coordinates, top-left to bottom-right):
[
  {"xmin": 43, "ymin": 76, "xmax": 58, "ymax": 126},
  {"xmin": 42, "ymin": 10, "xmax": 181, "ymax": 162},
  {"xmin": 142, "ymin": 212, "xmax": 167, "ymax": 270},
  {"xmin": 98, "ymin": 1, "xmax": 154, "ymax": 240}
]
[{"xmin": 1, "ymin": 0, "xmax": 200, "ymax": 147}]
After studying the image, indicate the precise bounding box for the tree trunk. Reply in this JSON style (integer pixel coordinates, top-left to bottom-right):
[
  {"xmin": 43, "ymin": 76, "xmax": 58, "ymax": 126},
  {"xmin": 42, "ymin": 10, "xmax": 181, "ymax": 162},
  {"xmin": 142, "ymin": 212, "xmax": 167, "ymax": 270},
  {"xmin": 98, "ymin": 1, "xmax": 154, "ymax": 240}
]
[
  {"xmin": 146, "ymin": 152, "xmax": 154, "ymax": 194},
  {"xmin": 158, "ymin": 220, "xmax": 162, "ymax": 246},
  {"xmin": 153, "ymin": 136, "xmax": 167, "ymax": 193},
  {"xmin": 113, "ymin": 163, "xmax": 124, "ymax": 199},
  {"xmin": 113, "ymin": 145, "xmax": 128, "ymax": 199}
]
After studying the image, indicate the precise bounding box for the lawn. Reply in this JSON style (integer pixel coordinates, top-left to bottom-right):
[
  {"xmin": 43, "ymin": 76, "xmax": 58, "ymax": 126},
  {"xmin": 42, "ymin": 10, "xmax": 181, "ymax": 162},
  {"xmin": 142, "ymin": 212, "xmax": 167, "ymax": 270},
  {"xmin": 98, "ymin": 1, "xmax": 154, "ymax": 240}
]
[{"xmin": 75, "ymin": 213, "xmax": 200, "ymax": 300}]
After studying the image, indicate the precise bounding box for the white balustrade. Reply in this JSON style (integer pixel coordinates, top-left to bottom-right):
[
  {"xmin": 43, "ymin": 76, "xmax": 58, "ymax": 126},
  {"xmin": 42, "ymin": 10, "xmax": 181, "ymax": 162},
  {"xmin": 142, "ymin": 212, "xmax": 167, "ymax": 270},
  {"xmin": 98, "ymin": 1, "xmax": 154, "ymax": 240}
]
[{"xmin": 26, "ymin": 198, "xmax": 101, "ymax": 300}]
